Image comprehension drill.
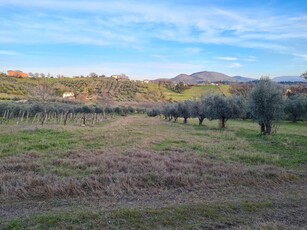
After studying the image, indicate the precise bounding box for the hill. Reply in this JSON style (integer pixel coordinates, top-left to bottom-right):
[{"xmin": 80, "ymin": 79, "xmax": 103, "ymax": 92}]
[
  {"xmin": 272, "ymin": 76, "xmax": 306, "ymax": 82},
  {"xmin": 0, "ymin": 75, "xmax": 163, "ymax": 103},
  {"xmin": 170, "ymin": 71, "xmax": 236, "ymax": 84},
  {"xmin": 0, "ymin": 75, "xmax": 231, "ymax": 103},
  {"xmin": 232, "ymin": 76, "xmax": 255, "ymax": 82}
]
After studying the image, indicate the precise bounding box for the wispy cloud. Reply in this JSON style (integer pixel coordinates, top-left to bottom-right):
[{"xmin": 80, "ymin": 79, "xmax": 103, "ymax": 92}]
[
  {"xmin": 217, "ymin": 56, "xmax": 238, "ymax": 61},
  {"xmin": 1, "ymin": 0, "xmax": 307, "ymax": 53},
  {"xmin": 0, "ymin": 50, "xmax": 21, "ymax": 56},
  {"xmin": 0, "ymin": 0, "xmax": 306, "ymax": 77},
  {"xmin": 293, "ymin": 53, "xmax": 307, "ymax": 61},
  {"xmin": 244, "ymin": 56, "xmax": 257, "ymax": 62},
  {"xmin": 228, "ymin": 62, "xmax": 242, "ymax": 68}
]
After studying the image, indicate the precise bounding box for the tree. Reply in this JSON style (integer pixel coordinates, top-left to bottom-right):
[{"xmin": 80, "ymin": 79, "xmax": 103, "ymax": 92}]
[
  {"xmin": 170, "ymin": 104, "xmax": 180, "ymax": 122},
  {"xmin": 174, "ymin": 81, "xmax": 188, "ymax": 93},
  {"xmin": 177, "ymin": 101, "xmax": 192, "ymax": 123},
  {"xmin": 191, "ymin": 99, "xmax": 207, "ymax": 125},
  {"xmin": 161, "ymin": 104, "xmax": 173, "ymax": 120},
  {"xmin": 205, "ymin": 94, "xmax": 246, "ymax": 128},
  {"xmin": 285, "ymin": 95, "xmax": 307, "ymax": 122},
  {"xmin": 89, "ymin": 72, "xmax": 98, "ymax": 78},
  {"xmin": 97, "ymin": 90, "xmax": 113, "ymax": 119},
  {"xmin": 29, "ymin": 79, "xmax": 53, "ymax": 125},
  {"xmin": 249, "ymin": 77, "xmax": 284, "ymax": 135},
  {"xmin": 301, "ymin": 71, "xmax": 307, "ymax": 80},
  {"xmin": 229, "ymin": 83, "xmax": 253, "ymax": 99}
]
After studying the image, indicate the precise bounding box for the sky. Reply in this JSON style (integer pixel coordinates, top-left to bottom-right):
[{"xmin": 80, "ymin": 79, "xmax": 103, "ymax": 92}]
[{"xmin": 0, "ymin": 0, "xmax": 307, "ymax": 80}]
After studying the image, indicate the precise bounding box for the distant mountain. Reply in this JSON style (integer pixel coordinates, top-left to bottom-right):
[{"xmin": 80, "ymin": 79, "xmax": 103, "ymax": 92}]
[
  {"xmin": 232, "ymin": 76, "xmax": 255, "ymax": 82},
  {"xmin": 171, "ymin": 71, "xmax": 236, "ymax": 84},
  {"xmin": 272, "ymin": 76, "xmax": 306, "ymax": 82}
]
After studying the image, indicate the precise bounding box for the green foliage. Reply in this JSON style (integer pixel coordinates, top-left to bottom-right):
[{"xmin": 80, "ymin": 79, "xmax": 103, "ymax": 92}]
[
  {"xmin": 285, "ymin": 95, "xmax": 307, "ymax": 122},
  {"xmin": 174, "ymin": 81, "xmax": 189, "ymax": 93},
  {"xmin": 249, "ymin": 78, "xmax": 284, "ymax": 135},
  {"xmin": 203, "ymin": 94, "xmax": 246, "ymax": 128}
]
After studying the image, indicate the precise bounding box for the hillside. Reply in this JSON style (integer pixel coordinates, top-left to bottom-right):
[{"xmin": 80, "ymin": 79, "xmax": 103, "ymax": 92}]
[
  {"xmin": 171, "ymin": 71, "xmax": 236, "ymax": 84},
  {"xmin": 232, "ymin": 76, "xmax": 255, "ymax": 82},
  {"xmin": 0, "ymin": 75, "xmax": 163, "ymax": 103},
  {"xmin": 0, "ymin": 75, "xmax": 231, "ymax": 103}
]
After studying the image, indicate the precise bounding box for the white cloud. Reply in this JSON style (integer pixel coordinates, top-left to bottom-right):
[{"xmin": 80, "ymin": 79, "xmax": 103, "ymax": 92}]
[
  {"xmin": 244, "ymin": 56, "xmax": 257, "ymax": 62},
  {"xmin": 293, "ymin": 53, "xmax": 307, "ymax": 61},
  {"xmin": 1, "ymin": 0, "xmax": 307, "ymax": 53},
  {"xmin": 228, "ymin": 62, "xmax": 242, "ymax": 68},
  {"xmin": 217, "ymin": 56, "xmax": 238, "ymax": 61},
  {"xmin": 184, "ymin": 48, "xmax": 201, "ymax": 54}
]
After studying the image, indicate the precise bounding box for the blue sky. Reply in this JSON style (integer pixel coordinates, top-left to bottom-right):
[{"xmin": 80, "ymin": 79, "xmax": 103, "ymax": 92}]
[{"xmin": 0, "ymin": 0, "xmax": 306, "ymax": 80}]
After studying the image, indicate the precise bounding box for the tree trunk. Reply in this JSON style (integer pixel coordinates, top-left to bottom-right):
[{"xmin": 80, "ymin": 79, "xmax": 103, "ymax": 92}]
[
  {"xmin": 260, "ymin": 122, "xmax": 265, "ymax": 134},
  {"xmin": 184, "ymin": 117, "xmax": 188, "ymax": 123},
  {"xmin": 64, "ymin": 112, "xmax": 70, "ymax": 126},
  {"xmin": 198, "ymin": 118, "xmax": 204, "ymax": 125},
  {"xmin": 82, "ymin": 113, "xmax": 86, "ymax": 126},
  {"xmin": 220, "ymin": 118, "xmax": 226, "ymax": 128},
  {"xmin": 292, "ymin": 115, "xmax": 297, "ymax": 123},
  {"xmin": 41, "ymin": 113, "xmax": 47, "ymax": 125}
]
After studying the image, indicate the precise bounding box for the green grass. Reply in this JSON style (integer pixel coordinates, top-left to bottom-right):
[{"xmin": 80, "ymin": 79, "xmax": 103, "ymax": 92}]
[
  {"xmin": 236, "ymin": 127, "xmax": 307, "ymax": 167},
  {"xmin": 0, "ymin": 129, "xmax": 78, "ymax": 157},
  {"xmin": 0, "ymin": 116, "xmax": 306, "ymax": 229},
  {"xmin": 152, "ymin": 119, "xmax": 307, "ymax": 168},
  {"xmin": 160, "ymin": 85, "xmax": 227, "ymax": 101},
  {"xmin": 2, "ymin": 201, "xmax": 274, "ymax": 230}
]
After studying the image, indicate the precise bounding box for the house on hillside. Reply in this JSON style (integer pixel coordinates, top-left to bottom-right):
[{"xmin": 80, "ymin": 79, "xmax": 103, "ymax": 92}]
[
  {"xmin": 111, "ymin": 74, "xmax": 129, "ymax": 81},
  {"xmin": 111, "ymin": 75, "xmax": 119, "ymax": 79},
  {"xmin": 63, "ymin": 92, "xmax": 75, "ymax": 99},
  {"xmin": 7, "ymin": 70, "xmax": 28, "ymax": 78},
  {"xmin": 143, "ymin": 80, "xmax": 150, "ymax": 84}
]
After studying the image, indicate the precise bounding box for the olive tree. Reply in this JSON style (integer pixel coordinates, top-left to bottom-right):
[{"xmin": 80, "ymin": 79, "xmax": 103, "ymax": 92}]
[
  {"xmin": 161, "ymin": 104, "xmax": 172, "ymax": 120},
  {"xmin": 249, "ymin": 78, "xmax": 284, "ymax": 135},
  {"xmin": 204, "ymin": 94, "xmax": 246, "ymax": 128},
  {"xmin": 285, "ymin": 95, "xmax": 307, "ymax": 122},
  {"xmin": 177, "ymin": 101, "xmax": 192, "ymax": 123},
  {"xmin": 191, "ymin": 99, "xmax": 208, "ymax": 125},
  {"xmin": 170, "ymin": 103, "xmax": 180, "ymax": 122}
]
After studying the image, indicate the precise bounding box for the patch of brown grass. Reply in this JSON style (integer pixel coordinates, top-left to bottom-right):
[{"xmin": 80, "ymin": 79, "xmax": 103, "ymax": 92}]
[{"xmin": 0, "ymin": 150, "xmax": 303, "ymax": 200}]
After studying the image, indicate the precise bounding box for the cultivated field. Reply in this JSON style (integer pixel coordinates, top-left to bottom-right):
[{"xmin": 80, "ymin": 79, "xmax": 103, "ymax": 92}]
[{"xmin": 0, "ymin": 115, "xmax": 306, "ymax": 229}]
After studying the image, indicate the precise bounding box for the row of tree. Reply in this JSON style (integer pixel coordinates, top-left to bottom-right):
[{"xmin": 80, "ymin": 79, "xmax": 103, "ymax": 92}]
[
  {"xmin": 147, "ymin": 78, "xmax": 307, "ymax": 135},
  {"xmin": 0, "ymin": 102, "xmax": 146, "ymax": 126}
]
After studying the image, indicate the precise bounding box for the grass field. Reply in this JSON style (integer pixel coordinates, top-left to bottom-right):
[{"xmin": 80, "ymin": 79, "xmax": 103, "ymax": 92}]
[
  {"xmin": 160, "ymin": 85, "xmax": 230, "ymax": 101},
  {"xmin": 0, "ymin": 115, "xmax": 306, "ymax": 229}
]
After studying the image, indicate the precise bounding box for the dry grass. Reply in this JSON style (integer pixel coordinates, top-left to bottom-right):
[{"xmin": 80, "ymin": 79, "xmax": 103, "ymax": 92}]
[
  {"xmin": 0, "ymin": 115, "xmax": 306, "ymax": 229},
  {"xmin": 0, "ymin": 149, "xmax": 304, "ymax": 200}
]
